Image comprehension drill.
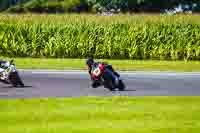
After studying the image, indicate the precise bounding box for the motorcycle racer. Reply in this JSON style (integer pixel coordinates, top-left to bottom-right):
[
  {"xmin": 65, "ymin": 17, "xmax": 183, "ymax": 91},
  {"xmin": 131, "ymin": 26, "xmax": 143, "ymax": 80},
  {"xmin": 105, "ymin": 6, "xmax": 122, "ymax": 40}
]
[{"xmin": 86, "ymin": 58, "xmax": 120, "ymax": 88}]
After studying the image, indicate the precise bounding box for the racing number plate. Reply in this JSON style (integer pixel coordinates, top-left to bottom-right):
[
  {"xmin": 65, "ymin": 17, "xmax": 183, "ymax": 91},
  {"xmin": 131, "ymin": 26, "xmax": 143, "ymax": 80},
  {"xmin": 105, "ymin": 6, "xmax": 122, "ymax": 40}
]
[{"xmin": 92, "ymin": 67, "xmax": 101, "ymax": 77}]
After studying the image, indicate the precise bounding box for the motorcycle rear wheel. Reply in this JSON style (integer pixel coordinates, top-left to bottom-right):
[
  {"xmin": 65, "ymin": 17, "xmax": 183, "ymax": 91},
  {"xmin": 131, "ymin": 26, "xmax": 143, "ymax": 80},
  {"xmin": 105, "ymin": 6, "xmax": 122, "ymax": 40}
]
[
  {"xmin": 117, "ymin": 79, "xmax": 125, "ymax": 91},
  {"xmin": 9, "ymin": 72, "xmax": 24, "ymax": 87}
]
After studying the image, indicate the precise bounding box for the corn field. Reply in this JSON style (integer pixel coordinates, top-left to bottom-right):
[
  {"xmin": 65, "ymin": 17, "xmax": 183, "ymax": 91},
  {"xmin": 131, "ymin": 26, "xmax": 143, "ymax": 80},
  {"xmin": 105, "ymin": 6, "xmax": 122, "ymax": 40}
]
[{"xmin": 1, "ymin": 14, "xmax": 200, "ymax": 60}]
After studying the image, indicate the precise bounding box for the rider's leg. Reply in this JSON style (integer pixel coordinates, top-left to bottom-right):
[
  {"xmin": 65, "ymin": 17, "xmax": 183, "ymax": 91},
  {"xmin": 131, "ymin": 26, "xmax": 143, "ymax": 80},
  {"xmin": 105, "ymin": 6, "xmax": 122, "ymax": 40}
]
[{"xmin": 106, "ymin": 65, "xmax": 120, "ymax": 77}]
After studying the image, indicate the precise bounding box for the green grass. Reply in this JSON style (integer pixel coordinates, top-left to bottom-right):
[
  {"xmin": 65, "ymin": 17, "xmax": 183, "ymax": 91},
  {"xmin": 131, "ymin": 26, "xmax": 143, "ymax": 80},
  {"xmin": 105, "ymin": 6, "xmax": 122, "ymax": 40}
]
[
  {"xmin": 1, "ymin": 96, "xmax": 200, "ymax": 133},
  {"xmin": 2, "ymin": 57, "xmax": 200, "ymax": 72}
]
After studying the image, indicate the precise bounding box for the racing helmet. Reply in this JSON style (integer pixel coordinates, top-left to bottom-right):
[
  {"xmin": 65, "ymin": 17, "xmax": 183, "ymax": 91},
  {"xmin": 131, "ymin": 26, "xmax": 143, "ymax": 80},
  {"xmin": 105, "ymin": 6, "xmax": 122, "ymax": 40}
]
[{"xmin": 86, "ymin": 58, "xmax": 94, "ymax": 67}]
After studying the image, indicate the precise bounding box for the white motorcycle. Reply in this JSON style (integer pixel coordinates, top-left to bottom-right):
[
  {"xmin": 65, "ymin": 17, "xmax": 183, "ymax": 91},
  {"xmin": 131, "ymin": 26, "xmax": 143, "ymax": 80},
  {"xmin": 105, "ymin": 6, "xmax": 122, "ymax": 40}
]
[{"xmin": 0, "ymin": 60, "xmax": 24, "ymax": 87}]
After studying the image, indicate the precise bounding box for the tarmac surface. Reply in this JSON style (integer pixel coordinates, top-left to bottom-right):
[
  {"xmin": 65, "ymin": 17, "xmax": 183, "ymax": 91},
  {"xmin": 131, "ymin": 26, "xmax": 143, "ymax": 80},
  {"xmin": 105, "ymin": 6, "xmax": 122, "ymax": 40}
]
[{"xmin": 0, "ymin": 70, "xmax": 200, "ymax": 99}]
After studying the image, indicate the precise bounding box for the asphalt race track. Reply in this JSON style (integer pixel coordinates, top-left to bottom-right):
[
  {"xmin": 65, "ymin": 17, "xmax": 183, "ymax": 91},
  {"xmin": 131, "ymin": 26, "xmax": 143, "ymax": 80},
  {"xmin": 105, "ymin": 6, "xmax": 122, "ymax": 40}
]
[{"xmin": 0, "ymin": 70, "xmax": 200, "ymax": 99}]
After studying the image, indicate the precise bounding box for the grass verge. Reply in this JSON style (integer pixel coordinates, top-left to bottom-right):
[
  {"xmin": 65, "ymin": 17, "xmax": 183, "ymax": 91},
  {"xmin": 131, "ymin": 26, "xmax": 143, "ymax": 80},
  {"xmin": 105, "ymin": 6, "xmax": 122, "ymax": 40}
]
[
  {"xmin": 2, "ymin": 57, "xmax": 200, "ymax": 72},
  {"xmin": 1, "ymin": 96, "xmax": 200, "ymax": 133}
]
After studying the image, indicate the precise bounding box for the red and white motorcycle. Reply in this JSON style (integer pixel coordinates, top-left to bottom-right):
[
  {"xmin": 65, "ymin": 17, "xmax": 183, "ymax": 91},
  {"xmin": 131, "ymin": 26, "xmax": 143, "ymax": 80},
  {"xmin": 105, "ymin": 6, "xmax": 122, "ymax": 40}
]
[{"xmin": 91, "ymin": 63, "xmax": 125, "ymax": 91}]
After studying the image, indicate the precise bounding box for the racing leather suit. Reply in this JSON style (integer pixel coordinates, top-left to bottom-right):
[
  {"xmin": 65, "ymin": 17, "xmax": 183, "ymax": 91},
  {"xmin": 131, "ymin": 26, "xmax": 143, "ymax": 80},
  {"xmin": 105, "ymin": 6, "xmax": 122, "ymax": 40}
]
[{"xmin": 88, "ymin": 62, "xmax": 120, "ymax": 88}]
